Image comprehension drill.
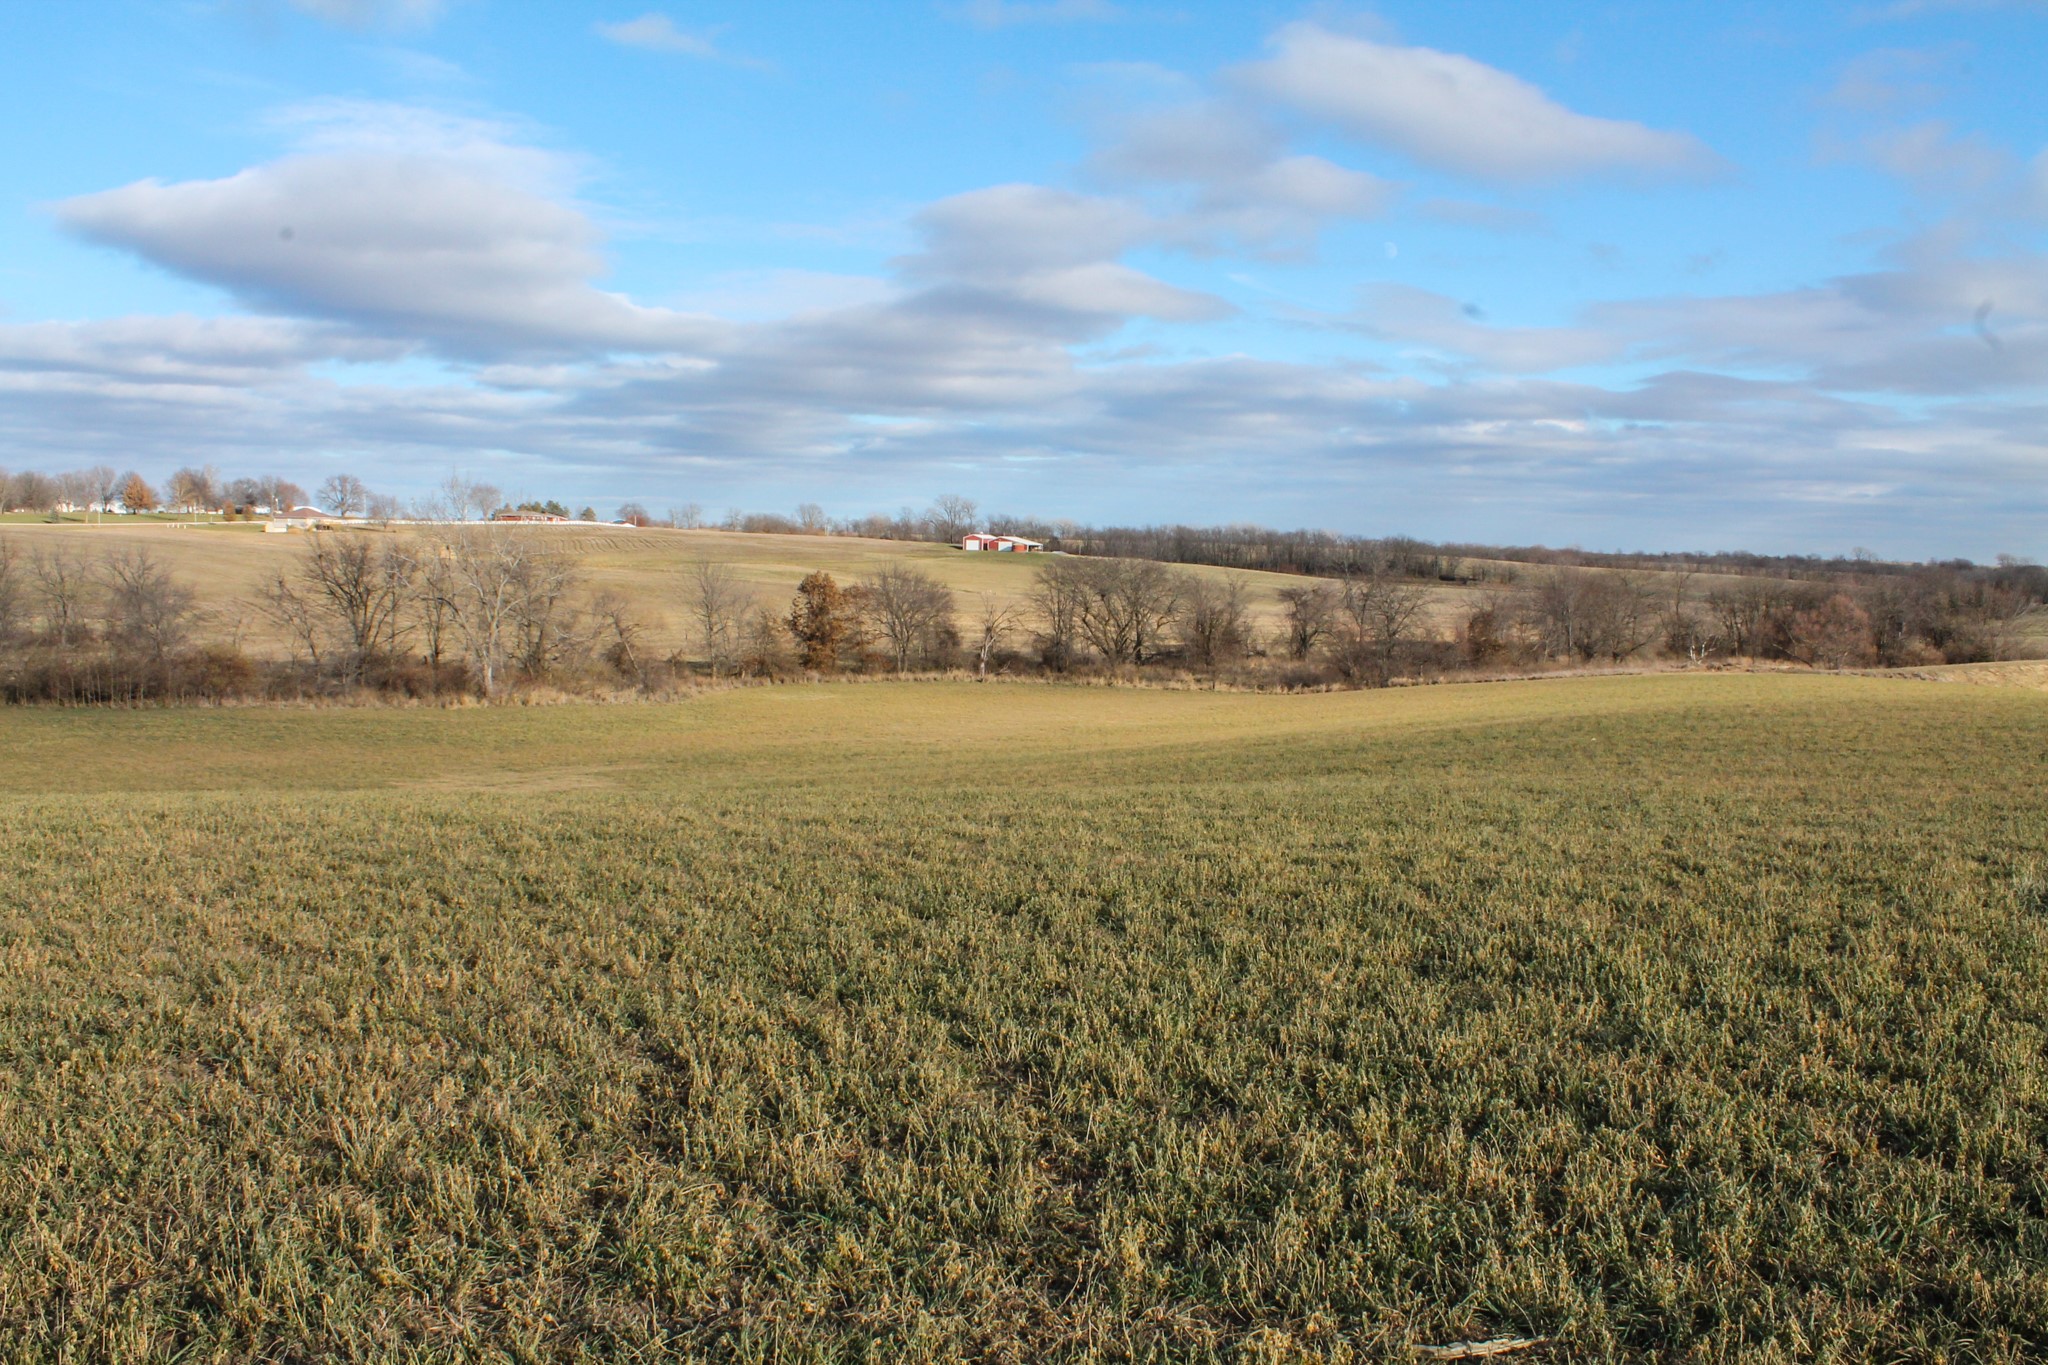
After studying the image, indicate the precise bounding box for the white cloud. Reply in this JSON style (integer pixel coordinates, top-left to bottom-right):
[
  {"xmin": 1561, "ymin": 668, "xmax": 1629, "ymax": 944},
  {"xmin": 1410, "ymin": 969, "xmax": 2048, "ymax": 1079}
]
[
  {"xmin": 902, "ymin": 184, "xmax": 1227, "ymax": 323},
  {"xmin": 595, "ymin": 14, "xmax": 768, "ymax": 69},
  {"xmin": 3, "ymin": 299, "xmax": 2041, "ymax": 554},
  {"xmin": 1085, "ymin": 99, "xmax": 1395, "ymax": 255},
  {"xmin": 1089, "ymin": 100, "xmax": 1278, "ymax": 187},
  {"xmin": 51, "ymin": 105, "xmax": 718, "ymax": 360},
  {"xmin": 1349, "ymin": 284, "xmax": 1619, "ymax": 373},
  {"xmin": 1002, "ymin": 262, "xmax": 1227, "ymax": 321},
  {"xmin": 1239, "ymin": 22, "xmax": 1723, "ymax": 183},
  {"xmin": 908, "ymin": 184, "xmax": 1155, "ymax": 276},
  {"xmin": 0, "ymin": 315, "xmax": 402, "ymax": 385}
]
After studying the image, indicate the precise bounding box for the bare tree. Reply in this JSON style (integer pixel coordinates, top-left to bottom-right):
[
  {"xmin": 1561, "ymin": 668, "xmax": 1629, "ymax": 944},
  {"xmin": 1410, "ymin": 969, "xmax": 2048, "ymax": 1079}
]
[
  {"xmin": 740, "ymin": 605, "xmax": 789, "ymax": 676},
  {"xmin": 670, "ymin": 503, "xmax": 705, "ymax": 530},
  {"xmin": 439, "ymin": 528, "xmax": 524, "ymax": 693},
  {"xmin": 1179, "ymin": 573, "xmax": 1252, "ymax": 669},
  {"xmin": 0, "ymin": 541, "xmax": 20, "ymax": 644},
  {"xmin": 1277, "ymin": 582, "xmax": 1338, "ymax": 660},
  {"xmin": 260, "ymin": 572, "xmax": 324, "ymax": 670},
  {"xmin": 862, "ymin": 563, "xmax": 957, "ymax": 671},
  {"xmin": 927, "ymin": 493, "xmax": 979, "ymax": 543},
  {"xmin": 83, "ymin": 465, "xmax": 119, "ymax": 522},
  {"xmin": 972, "ymin": 592, "xmax": 1017, "ymax": 675},
  {"xmin": 1984, "ymin": 581, "xmax": 2042, "ymax": 660},
  {"xmin": 411, "ymin": 545, "xmax": 457, "ymax": 671},
  {"xmin": 319, "ymin": 475, "xmax": 368, "ymax": 519},
  {"xmin": 1586, "ymin": 571, "xmax": 1663, "ymax": 663},
  {"xmin": 436, "ymin": 527, "xmax": 575, "ymax": 694},
  {"xmin": 56, "ymin": 469, "xmax": 96, "ymax": 516},
  {"xmin": 1665, "ymin": 608, "xmax": 1721, "ymax": 666},
  {"xmin": 32, "ymin": 547, "xmax": 96, "ymax": 648},
  {"xmin": 9, "ymin": 471, "xmax": 59, "ymax": 514},
  {"xmin": 589, "ymin": 590, "xmax": 649, "ymax": 684},
  {"xmin": 617, "ymin": 502, "xmax": 652, "ymax": 527},
  {"xmin": 686, "ymin": 560, "xmax": 748, "ymax": 678},
  {"xmin": 796, "ymin": 502, "xmax": 828, "ymax": 535},
  {"xmin": 1068, "ymin": 557, "xmax": 1183, "ymax": 665},
  {"xmin": 419, "ymin": 473, "xmax": 499, "ymax": 523},
  {"xmin": 296, "ymin": 535, "xmax": 415, "ymax": 681},
  {"xmin": 1336, "ymin": 571, "xmax": 1431, "ymax": 684},
  {"xmin": 1029, "ymin": 557, "xmax": 1090, "ymax": 669},
  {"xmin": 99, "ymin": 548, "xmax": 195, "ymax": 662},
  {"xmin": 467, "ymin": 483, "xmax": 503, "ymax": 522},
  {"xmin": 1529, "ymin": 568, "xmax": 1659, "ymax": 664},
  {"xmin": 509, "ymin": 548, "xmax": 584, "ymax": 678},
  {"xmin": 1707, "ymin": 581, "xmax": 1788, "ymax": 661},
  {"xmin": 167, "ymin": 466, "xmax": 220, "ymax": 514}
]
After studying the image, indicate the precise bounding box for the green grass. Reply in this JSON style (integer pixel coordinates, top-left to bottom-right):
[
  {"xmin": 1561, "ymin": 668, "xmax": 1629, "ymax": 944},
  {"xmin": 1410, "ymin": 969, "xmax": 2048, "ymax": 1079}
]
[
  {"xmin": 0, "ymin": 513, "xmax": 227, "ymax": 525},
  {"xmin": 2, "ymin": 675, "xmax": 2046, "ymax": 1362}
]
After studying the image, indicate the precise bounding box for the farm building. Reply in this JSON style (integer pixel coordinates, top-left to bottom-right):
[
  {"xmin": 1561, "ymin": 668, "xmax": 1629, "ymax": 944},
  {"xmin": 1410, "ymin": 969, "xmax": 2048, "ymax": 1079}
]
[
  {"xmin": 960, "ymin": 533, "xmax": 1044, "ymax": 553},
  {"xmin": 264, "ymin": 506, "xmax": 352, "ymax": 532},
  {"xmin": 493, "ymin": 510, "xmax": 571, "ymax": 524}
]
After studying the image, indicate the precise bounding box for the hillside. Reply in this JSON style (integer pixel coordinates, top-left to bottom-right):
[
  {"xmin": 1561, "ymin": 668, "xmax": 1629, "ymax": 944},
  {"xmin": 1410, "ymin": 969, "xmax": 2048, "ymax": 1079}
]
[
  {"xmin": 5, "ymin": 521, "xmax": 2037, "ymax": 675},
  {"xmin": 0, "ymin": 520, "xmax": 1506, "ymax": 659}
]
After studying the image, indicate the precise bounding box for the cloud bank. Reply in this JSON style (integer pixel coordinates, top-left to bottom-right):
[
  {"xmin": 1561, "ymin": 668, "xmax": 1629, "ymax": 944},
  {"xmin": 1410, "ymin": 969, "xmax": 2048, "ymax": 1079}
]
[{"xmin": 6, "ymin": 20, "xmax": 2043, "ymax": 557}]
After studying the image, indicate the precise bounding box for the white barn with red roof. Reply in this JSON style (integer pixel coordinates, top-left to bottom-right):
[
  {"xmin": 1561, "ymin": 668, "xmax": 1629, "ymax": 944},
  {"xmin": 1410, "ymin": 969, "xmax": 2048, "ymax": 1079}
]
[{"xmin": 960, "ymin": 533, "xmax": 1044, "ymax": 552}]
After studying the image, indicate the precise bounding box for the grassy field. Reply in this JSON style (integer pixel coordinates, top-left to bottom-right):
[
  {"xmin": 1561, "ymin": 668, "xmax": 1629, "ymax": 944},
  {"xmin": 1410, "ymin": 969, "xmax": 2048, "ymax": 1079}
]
[
  {"xmin": 2, "ymin": 674, "xmax": 2046, "ymax": 1361},
  {"xmin": 0, "ymin": 513, "xmax": 226, "ymax": 526}
]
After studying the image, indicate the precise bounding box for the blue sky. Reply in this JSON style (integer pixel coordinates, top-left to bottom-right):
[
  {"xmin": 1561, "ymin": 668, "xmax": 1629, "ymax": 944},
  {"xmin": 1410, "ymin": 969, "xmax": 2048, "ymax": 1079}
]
[{"xmin": 1, "ymin": 0, "xmax": 2044, "ymax": 556}]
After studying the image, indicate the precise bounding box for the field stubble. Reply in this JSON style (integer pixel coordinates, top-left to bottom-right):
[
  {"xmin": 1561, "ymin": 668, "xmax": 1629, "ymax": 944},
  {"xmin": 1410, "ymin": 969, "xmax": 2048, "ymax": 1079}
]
[{"xmin": 1, "ymin": 675, "xmax": 2045, "ymax": 1362}]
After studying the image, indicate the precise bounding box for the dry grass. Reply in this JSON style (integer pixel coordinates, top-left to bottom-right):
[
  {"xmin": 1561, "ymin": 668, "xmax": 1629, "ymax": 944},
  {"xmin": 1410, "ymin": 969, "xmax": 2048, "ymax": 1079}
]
[
  {"xmin": 1878, "ymin": 661, "xmax": 2048, "ymax": 690},
  {"xmin": 2, "ymin": 674, "xmax": 2045, "ymax": 1361},
  {"xmin": 0, "ymin": 522, "xmax": 1508, "ymax": 661}
]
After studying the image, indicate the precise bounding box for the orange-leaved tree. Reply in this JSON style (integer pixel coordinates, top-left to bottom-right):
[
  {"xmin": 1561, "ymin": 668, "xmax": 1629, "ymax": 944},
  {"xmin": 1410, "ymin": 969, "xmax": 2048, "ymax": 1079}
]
[
  {"xmin": 788, "ymin": 571, "xmax": 853, "ymax": 671},
  {"xmin": 119, "ymin": 472, "xmax": 158, "ymax": 514}
]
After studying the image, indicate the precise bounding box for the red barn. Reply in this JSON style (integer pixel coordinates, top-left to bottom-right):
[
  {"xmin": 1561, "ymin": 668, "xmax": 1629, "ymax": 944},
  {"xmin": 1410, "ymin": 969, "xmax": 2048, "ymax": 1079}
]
[{"xmin": 960, "ymin": 533, "xmax": 1043, "ymax": 552}]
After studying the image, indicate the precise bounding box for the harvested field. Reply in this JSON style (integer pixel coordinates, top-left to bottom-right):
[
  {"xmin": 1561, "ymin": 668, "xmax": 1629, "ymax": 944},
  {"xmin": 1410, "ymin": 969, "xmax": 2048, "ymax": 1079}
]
[{"xmin": 1, "ymin": 674, "xmax": 2045, "ymax": 1361}]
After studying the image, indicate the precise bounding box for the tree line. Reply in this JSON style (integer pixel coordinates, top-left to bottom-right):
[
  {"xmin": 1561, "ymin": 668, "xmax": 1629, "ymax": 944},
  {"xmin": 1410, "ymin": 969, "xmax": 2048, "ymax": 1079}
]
[
  {"xmin": 0, "ymin": 461, "xmax": 647, "ymax": 526},
  {"xmin": 13, "ymin": 457, "xmax": 2035, "ymax": 597},
  {"xmin": 0, "ymin": 530, "xmax": 2039, "ymax": 706},
  {"xmin": 0, "ymin": 531, "xmax": 648, "ymax": 704},
  {"xmin": 675, "ymin": 558, "xmax": 1454, "ymax": 687}
]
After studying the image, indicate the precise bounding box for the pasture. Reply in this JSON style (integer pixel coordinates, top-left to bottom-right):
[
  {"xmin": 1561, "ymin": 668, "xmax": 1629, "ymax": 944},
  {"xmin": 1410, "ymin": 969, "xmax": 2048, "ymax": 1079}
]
[{"xmin": 2, "ymin": 674, "xmax": 2045, "ymax": 1361}]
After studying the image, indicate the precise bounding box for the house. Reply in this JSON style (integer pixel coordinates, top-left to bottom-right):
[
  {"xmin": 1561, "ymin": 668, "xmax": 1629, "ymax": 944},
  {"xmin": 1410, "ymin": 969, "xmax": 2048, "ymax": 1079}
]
[
  {"xmin": 960, "ymin": 532, "xmax": 1044, "ymax": 553},
  {"xmin": 493, "ymin": 510, "xmax": 571, "ymax": 523},
  {"xmin": 265, "ymin": 505, "xmax": 348, "ymax": 532}
]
